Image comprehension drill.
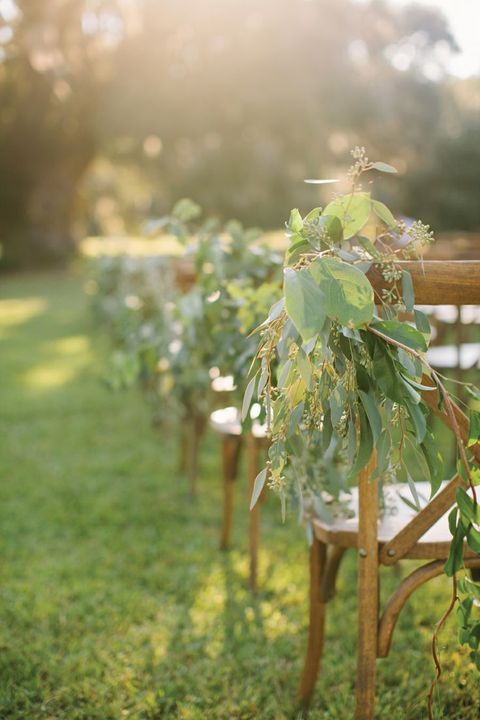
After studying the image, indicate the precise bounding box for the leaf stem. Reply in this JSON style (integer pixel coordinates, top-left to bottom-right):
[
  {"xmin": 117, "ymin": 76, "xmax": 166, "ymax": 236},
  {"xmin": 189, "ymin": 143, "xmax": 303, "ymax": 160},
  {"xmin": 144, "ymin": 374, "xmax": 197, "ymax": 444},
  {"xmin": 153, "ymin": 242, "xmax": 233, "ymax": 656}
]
[{"xmin": 426, "ymin": 574, "xmax": 458, "ymax": 720}]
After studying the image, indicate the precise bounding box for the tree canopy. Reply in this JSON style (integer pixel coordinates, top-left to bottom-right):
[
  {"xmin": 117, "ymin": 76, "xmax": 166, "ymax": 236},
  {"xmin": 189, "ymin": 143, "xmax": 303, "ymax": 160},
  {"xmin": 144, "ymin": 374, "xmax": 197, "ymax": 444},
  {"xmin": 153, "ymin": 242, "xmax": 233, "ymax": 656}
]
[{"xmin": 0, "ymin": 0, "xmax": 478, "ymax": 267}]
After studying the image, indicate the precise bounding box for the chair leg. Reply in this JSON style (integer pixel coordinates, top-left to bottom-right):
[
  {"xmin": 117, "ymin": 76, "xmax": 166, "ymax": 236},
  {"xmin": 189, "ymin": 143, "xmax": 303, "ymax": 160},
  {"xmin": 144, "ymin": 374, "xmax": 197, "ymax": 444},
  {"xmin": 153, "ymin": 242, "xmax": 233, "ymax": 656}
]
[
  {"xmin": 355, "ymin": 549, "xmax": 379, "ymax": 720},
  {"xmin": 187, "ymin": 413, "xmax": 205, "ymax": 498},
  {"xmin": 299, "ymin": 537, "xmax": 328, "ymax": 710},
  {"xmin": 247, "ymin": 436, "xmax": 262, "ymax": 592},
  {"xmin": 178, "ymin": 421, "xmax": 189, "ymax": 474},
  {"xmin": 219, "ymin": 434, "xmax": 242, "ymax": 550},
  {"xmin": 355, "ymin": 460, "xmax": 380, "ymax": 720}
]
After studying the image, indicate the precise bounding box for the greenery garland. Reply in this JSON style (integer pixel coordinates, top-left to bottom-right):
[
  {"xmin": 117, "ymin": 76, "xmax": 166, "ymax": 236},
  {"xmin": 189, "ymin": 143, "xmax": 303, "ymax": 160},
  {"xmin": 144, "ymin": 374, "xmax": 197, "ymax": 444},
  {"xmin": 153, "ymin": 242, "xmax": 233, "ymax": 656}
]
[
  {"xmin": 244, "ymin": 148, "xmax": 480, "ymax": 686},
  {"xmin": 88, "ymin": 199, "xmax": 282, "ymax": 421}
]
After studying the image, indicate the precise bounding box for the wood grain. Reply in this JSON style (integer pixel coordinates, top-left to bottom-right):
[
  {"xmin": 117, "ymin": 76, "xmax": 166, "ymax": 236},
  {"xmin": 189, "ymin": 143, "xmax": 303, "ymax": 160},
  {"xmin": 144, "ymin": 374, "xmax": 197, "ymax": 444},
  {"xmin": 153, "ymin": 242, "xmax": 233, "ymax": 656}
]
[
  {"xmin": 367, "ymin": 260, "xmax": 480, "ymax": 305},
  {"xmin": 219, "ymin": 434, "xmax": 242, "ymax": 551},
  {"xmin": 355, "ymin": 452, "xmax": 379, "ymax": 720},
  {"xmin": 378, "ymin": 557, "xmax": 480, "ymax": 658},
  {"xmin": 298, "ymin": 538, "xmax": 328, "ymax": 709}
]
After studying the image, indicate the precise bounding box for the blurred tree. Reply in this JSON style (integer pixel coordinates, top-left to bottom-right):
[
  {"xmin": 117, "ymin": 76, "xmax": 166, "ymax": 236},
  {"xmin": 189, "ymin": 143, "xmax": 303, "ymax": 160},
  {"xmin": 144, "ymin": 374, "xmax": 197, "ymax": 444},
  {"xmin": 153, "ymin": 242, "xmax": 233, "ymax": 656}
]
[
  {"xmin": 0, "ymin": 0, "xmax": 477, "ymax": 267},
  {"xmin": 404, "ymin": 77, "xmax": 480, "ymax": 231},
  {"xmin": 96, "ymin": 0, "xmax": 460, "ymax": 229},
  {"xmin": 0, "ymin": 0, "xmax": 137, "ymax": 268}
]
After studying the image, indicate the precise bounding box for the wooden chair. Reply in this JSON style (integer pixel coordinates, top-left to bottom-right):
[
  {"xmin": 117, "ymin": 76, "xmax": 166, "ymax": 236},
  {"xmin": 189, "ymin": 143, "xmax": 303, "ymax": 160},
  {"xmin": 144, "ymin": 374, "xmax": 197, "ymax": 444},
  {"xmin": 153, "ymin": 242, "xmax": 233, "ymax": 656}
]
[
  {"xmin": 209, "ymin": 406, "xmax": 268, "ymax": 591},
  {"xmin": 177, "ymin": 376, "xmax": 236, "ymax": 498},
  {"xmin": 299, "ymin": 261, "xmax": 480, "ymax": 719}
]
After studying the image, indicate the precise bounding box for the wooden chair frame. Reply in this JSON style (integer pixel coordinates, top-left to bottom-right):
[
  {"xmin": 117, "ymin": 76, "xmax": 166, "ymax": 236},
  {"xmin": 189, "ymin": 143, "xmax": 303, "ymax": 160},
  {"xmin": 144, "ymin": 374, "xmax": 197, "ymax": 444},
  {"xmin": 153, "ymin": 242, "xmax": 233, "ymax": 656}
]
[
  {"xmin": 299, "ymin": 261, "xmax": 480, "ymax": 719},
  {"xmin": 219, "ymin": 430, "xmax": 268, "ymax": 591}
]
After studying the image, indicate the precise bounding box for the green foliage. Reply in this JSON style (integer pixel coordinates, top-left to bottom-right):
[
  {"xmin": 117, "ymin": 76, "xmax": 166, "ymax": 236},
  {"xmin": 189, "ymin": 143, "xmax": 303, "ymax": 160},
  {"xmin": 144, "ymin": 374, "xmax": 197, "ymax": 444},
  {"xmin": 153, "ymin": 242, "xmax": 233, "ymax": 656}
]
[
  {"xmin": 245, "ymin": 150, "xmax": 480, "ymax": 670},
  {"xmin": 87, "ymin": 253, "xmax": 176, "ymax": 395},
  {"xmin": 309, "ymin": 257, "xmax": 374, "ymax": 328},
  {"xmin": 89, "ymin": 203, "xmax": 282, "ymax": 425},
  {"xmin": 284, "ymin": 267, "xmax": 325, "ymax": 342},
  {"xmin": 323, "ymin": 193, "xmax": 372, "ymax": 239}
]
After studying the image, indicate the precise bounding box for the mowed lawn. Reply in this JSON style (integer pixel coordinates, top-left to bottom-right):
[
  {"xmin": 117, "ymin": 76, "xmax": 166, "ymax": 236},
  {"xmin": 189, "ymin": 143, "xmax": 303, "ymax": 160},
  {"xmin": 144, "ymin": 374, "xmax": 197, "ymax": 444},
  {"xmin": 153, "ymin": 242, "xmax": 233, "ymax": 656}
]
[{"xmin": 0, "ymin": 271, "xmax": 478, "ymax": 720}]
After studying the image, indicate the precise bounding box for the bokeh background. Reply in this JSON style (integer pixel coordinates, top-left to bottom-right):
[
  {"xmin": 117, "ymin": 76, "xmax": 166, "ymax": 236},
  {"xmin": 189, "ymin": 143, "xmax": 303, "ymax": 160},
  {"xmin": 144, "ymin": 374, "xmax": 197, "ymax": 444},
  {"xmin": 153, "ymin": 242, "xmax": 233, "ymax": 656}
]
[
  {"xmin": 0, "ymin": 0, "xmax": 479, "ymax": 269},
  {"xmin": 1, "ymin": 4, "xmax": 480, "ymax": 719}
]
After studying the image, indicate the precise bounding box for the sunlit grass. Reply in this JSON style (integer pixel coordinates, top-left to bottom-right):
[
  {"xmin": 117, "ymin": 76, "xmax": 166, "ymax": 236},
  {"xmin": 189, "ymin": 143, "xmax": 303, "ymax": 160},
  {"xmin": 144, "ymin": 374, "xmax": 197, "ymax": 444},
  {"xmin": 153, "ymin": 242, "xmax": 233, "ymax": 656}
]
[
  {"xmin": 0, "ymin": 297, "xmax": 47, "ymax": 337},
  {"xmin": 80, "ymin": 230, "xmax": 287, "ymax": 259},
  {"xmin": 22, "ymin": 336, "xmax": 92, "ymax": 389},
  {"xmin": 0, "ymin": 271, "xmax": 478, "ymax": 720}
]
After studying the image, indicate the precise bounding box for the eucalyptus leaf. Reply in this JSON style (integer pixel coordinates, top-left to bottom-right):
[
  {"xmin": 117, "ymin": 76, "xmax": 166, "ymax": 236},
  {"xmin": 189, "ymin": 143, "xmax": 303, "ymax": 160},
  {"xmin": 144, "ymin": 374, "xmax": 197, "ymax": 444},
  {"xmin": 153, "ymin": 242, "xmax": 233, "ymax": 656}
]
[
  {"xmin": 348, "ymin": 406, "xmax": 373, "ymax": 482},
  {"xmin": 397, "ymin": 349, "xmax": 421, "ymax": 378},
  {"xmin": 287, "ymin": 402, "xmax": 305, "ymax": 438},
  {"xmin": 448, "ymin": 507, "xmax": 458, "ymax": 536},
  {"xmin": 456, "ymin": 488, "xmax": 480, "ymax": 526},
  {"xmin": 372, "ymin": 199, "xmax": 398, "ymax": 229},
  {"xmin": 304, "ymin": 178, "xmax": 340, "ymax": 185},
  {"xmin": 400, "ymin": 374, "xmax": 436, "ymax": 393},
  {"xmin": 249, "ymin": 468, "xmax": 267, "ymax": 509},
  {"xmin": 467, "ymin": 526, "xmax": 480, "ymax": 554},
  {"xmin": 323, "ymin": 192, "xmax": 372, "ymax": 239},
  {"xmin": 266, "ymin": 298, "xmax": 285, "ymax": 324},
  {"xmin": 304, "ymin": 207, "xmax": 323, "ymax": 222},
  {"xmin": 401, "ymin": 377, "xmax": 421, "ymax": 404},
  {"xmin": 310, "ymin": 257, "xmax": 374, "ymax": 328},
  {"xmin": 444, "ymin": 522, "xmax": 465, "ymax": 577},
  {"xmin": 356, "ymin": 235, "xmax": 378, "ymax": 258},
  {"xmin": 358, "ymin": 390, "xmax": 382, "ymax": 444},
  {"xmin": 405, "ymin": 398, "xmax": 427, "ymax": 442},
  {"xmin": 257, "ymin": 364, "xmax": 269, "ymax": 398},
  {"xmin": 371, "ymin": 161, "xmax": 398, "ymax": 174},
  {"xmin": 242, "ymin": 374, "xmax": 257, "ymax": 421},
  {"xmin": 296, "ymin": 348, "xmax": 313, "ymax": 390},
  {"xmin": 414, "ymin": 309, "xmax": 431, "ymax": 336},
  {"xmin": 407, "ymin": 473, "xmax": 422, "ymax": 511},
  {"xmin": 403, "ymin": 434, "xmax": 431, "ymax": 483},
  {"xmin": 465, "ymin": 385, "xmax": 480, "ymax": 401},
  {"xmin": 278, "ymin": 359, "xmax": 292, "ymax": 388},
  {"xmin": 372, "ymin": 320, "xmax": 427, "ymax": 352},
  {"xmin": 372, "ymin": 343, "xmax": 403, "ymax": 402},
  {"xmin": 376, "ymin": 430, "xmax": 391, "ymax": 476},
  {"xmin": 330, "ymin": 384, "xmax": 347, "ymax": 426},
  {"xmin": 284, "ymin": 267, "xmax": 326, "ymax": 341},
  {"xmin": 402, "ymin": 271, "xmax": 415, "ymax": 312},
  {"xmin": 287, "ymin": 208, "xmax": 303, "ymax": 233},
  {"xmin": 468, "ymin": 410, "xmax": 480, "ymax": 448},
  {"xmin": 302, "ymin": 335, "xmax": 318, "ymax": 355},
  {"xmin": 421, "ymin": 431, "xmax": 444, "ymax": 497}
]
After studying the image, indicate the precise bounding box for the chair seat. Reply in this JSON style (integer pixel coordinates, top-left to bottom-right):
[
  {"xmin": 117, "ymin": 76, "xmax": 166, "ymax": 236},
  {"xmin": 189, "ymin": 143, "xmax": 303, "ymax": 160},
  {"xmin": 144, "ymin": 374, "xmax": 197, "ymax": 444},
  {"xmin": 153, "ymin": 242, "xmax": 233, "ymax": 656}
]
[
  {"xmin": 209, "ymin": 406, "xmax": 267, "ymax": 439},
  {"xmin": 426, "ymin": 343, "xmax": 480, "ymax": 370},
  {"xmin": 313, "ymin": 481, "xmax": 478, "ymax": 560},
  {"xmin": 211, "ymin": 375, "xmax": 236, "ymax": 393}
]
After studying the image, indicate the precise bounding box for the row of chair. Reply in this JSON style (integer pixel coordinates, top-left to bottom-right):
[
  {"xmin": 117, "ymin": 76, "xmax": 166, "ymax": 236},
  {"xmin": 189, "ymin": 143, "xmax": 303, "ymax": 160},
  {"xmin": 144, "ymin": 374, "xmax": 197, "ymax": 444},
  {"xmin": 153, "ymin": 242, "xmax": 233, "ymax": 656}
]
[{"xmin": 197, "ymin": 261, "xmax": 480, "ymax": 719}]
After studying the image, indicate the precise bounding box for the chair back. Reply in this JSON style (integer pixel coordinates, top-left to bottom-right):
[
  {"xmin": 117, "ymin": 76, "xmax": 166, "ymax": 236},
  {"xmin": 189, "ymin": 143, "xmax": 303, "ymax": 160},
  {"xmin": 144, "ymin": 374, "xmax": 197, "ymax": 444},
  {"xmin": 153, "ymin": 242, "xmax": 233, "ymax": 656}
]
[{"xmin": 362, "ymin": 261, "xmax": 480, "ymax": 562}]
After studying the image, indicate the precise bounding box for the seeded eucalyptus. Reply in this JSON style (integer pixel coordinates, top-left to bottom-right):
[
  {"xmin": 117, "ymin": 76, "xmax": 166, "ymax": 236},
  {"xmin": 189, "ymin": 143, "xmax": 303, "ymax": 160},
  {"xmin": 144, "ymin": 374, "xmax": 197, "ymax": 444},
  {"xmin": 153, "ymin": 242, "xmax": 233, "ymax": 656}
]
[{"xmin": 245, "ymin": 148, "xmax": 480, "ymax": 668}]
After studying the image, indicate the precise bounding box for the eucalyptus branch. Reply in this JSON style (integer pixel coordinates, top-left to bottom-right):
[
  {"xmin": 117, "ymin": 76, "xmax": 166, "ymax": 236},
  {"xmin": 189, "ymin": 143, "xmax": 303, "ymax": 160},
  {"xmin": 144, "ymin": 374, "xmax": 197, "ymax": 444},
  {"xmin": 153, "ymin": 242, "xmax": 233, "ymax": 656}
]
[{"xmin": 367, "ymin": 325, "xmax": 477, "ymax": 503}]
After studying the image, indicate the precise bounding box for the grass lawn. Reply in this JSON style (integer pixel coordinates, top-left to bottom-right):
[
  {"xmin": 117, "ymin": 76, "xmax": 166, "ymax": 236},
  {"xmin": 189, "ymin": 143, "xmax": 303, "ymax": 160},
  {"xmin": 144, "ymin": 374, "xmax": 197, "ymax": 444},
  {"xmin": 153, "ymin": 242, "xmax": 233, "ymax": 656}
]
[{"xmin": 0, "ymin": 270, "xmax": 478, "ymax": 719}]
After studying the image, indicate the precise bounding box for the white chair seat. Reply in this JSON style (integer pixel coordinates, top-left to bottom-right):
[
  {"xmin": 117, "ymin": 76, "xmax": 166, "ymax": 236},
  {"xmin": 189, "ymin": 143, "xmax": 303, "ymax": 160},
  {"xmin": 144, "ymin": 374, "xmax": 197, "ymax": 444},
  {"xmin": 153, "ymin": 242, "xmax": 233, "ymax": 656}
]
[
  {"xmin": 314, "ymin": 481, "xmax": 477, "ymax": 560},
  {"xmin": 211, "ymin": 375, "xmax": 236, "ymax": 393},
  {"xmin": 209, "ymin": 406, "xmax": 267, "ymax": 439},
  {"xmin": 426, "ymin": 343, "xmax": 480, "ymax": 369}
]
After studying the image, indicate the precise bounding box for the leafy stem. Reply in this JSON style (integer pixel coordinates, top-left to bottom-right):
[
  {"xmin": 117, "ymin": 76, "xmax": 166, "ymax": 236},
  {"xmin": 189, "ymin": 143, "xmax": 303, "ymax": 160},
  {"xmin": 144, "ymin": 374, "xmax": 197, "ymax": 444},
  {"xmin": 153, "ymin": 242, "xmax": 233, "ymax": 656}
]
[
  {"xmin": 367, "ymin": 325, "xmax": 477, "ymax": 503},
  {"xmin": 426, "ymin": 574, "xmax": 458, "ymax": 720}
]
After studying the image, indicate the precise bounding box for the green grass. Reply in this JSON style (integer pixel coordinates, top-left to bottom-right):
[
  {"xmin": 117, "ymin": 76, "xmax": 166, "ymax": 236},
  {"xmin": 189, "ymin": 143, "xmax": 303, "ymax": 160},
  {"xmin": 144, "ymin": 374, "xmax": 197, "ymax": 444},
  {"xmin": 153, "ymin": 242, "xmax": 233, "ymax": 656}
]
[{"xmin": 0, "ymin": 271, "xmax": 478, "ymax": 719}]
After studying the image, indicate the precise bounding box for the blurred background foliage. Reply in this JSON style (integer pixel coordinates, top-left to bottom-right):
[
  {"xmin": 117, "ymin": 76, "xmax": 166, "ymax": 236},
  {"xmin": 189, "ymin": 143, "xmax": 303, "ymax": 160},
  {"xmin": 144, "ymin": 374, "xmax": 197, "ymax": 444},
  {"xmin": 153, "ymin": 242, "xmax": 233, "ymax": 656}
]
[{"xmin": 0, "ymin": 0, "xmax": 479, "ymax": 269}]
